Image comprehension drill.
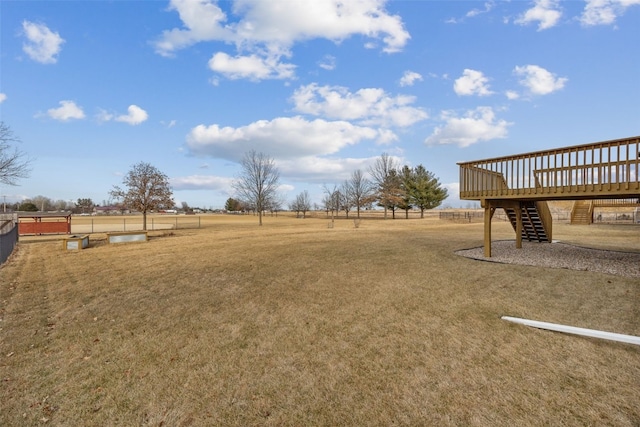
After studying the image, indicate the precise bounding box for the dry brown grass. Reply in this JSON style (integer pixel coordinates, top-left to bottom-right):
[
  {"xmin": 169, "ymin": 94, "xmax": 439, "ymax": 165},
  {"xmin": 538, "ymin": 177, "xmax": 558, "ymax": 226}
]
[{"xmin": 1, "ymin": 215, "xmax": 639, "ymax": 426}]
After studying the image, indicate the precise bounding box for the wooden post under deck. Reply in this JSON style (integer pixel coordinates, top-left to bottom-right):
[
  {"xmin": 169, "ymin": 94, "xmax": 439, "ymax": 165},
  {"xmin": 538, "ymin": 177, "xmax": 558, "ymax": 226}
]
[
  {"xmin": 483, "ymin": 200, "xmax": 493, "ymax": 257},
  {"xmin": 515, "ymin": 202, "xmax": 522, "ymax": 249}
]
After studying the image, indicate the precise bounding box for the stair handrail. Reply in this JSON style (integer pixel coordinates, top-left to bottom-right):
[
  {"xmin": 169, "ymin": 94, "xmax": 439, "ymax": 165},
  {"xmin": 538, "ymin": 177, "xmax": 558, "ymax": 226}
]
[
  {"xmin": 459, "ymin": 165, "xmax": 508, "ymax": 199},
  {"xmin": 535, "ymin": 201, "xmax": 553, "ymax": 241}
]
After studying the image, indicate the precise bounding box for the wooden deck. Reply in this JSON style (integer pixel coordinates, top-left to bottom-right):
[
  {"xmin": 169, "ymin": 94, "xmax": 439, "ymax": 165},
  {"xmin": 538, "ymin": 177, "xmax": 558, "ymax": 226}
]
[{"xmin": 458, "ymin": 136, "xmax": 640, "ymax": 256}]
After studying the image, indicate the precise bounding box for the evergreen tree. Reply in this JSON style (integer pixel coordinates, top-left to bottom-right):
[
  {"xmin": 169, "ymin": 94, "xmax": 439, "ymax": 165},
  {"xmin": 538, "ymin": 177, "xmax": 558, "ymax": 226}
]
[
  {"xmin": 399, "ymin": 165, "xmax": 414, "ymax": 219},
  {"xmin": 410, "ymin": 165, "xmax": 448, "ymax": 217},
  {"xmin": 224, "ymin": 197, "xmax": 242, "ymax": 212}
]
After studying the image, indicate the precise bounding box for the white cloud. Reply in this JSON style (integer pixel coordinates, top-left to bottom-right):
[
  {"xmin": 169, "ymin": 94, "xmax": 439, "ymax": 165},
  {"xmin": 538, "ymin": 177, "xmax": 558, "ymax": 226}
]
[
  {"xmin": 444, "ymin": 182, "xmax": 459, "ymax": 196},
  {"xmin": 208, "ymin": 52, "xmax": 295, "ymax": 80},
  {"xmin": 515, "ymin": 0, "xmax": 562, "ymax": 30},
  {"xmin": 46, "ymin": 100, "xmax": 85, "ymax": 121},
  {"xmin": 278, "ymin": 183, "xmax": 295, "ymax": 193},
  {"xmin": 514, "ymin": 65, "xmax": 567, "ymax": 95},
  {"xmin": 291, "ymin": 83, "xmax": 428, "ymax": 127},
  {"xmin": 446, "ymin": 1, "xmax": 495, "ymax": 24},
  {"xmin": 22, "ymin": 21, "xmax": 65, "ymax": 64},
  {"xmin": 399, "ymin": 71, "xmax": 423, "ymax": 87},
  {"xmin": 186, "ymin": 116, "xmax": 379, "ymax": 161},
  {"xmin": 425, "ymin": 107, "xmax": 511, "ymax": 147},
  {"xmin": 442, "ymin": 182, "xmax": 460, "ymax": 207},
  {"xmin": 97, "ymin": 105, "xmax": 149, "ymax": 125},
  {"xmin": 505, "ymin": 90, "xmax": 520, "ymax": 100},
  {"xmin": 154, "ymin": 0, "xmax": 232, "ymax": 57},
  {"xmin": 454, "ymin": 69, "xmax": 493, "ymax": 96},
  {"xmin": 466, "ymin": 1, "xmax": 496, "ymax": 18},
  {"xmin": 376, "ymin": 129, "xmax": 398, "ymax": 145},
  {"xmin": 278, "ymin": 154, "xmax": 395, "ymax": 183},
  {"xmin": 171, "ymin": 174, "xmax": 233, "ymax": 190},
  {"xmin": 230, "ymin": 0, "xmax": 409, "ymax": 53},
  {"xmin": 0, "ymin": 93, "xmax": 6, "ymax": 103},
  {"xmin": 96, "ymin": 109, "xmax": 114, "ymax": 123},
  {"xmin": 155, "ymin": 0, "xmax": 409, "ymax": 81},
  {"xmin": 115, "ymin": 105, "xmax": 149, "ymax": 125},
  {"xmin": 318, "ymin": 55, "xmax": 336, "ymax": 71},
  {"xmin": 580, "ymin": 0, "xmax": 640, "ymax": 26}
]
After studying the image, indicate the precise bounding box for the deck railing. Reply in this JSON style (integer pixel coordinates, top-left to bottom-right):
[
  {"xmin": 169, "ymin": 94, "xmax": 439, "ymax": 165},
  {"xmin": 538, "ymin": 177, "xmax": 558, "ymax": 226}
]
[
  {"xmin": 592, "ymin": 198, "xmax": 640, "ymax": 207},
  {"xmin": 459, "ymin": 136, "xmax": 640, "ymax": 200}
]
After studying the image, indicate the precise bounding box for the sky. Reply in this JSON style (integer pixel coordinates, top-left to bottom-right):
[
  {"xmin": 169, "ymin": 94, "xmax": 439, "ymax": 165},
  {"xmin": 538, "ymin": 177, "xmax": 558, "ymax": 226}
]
[{"xmin": 1, "ymin": 0, "xmax": 639, "ymax": 210}]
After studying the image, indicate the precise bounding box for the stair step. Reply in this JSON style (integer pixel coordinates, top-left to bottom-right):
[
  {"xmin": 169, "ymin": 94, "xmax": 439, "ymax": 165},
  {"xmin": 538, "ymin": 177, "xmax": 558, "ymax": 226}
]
[{"xmin": 505, "ymin": 203, "xmax": 550, "ymax": 243}]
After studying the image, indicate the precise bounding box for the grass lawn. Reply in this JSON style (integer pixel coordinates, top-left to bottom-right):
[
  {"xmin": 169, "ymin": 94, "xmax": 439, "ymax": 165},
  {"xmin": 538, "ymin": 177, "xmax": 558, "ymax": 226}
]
[{"xmin": 1, "ymin": 215, "xmax": 639, "ymax": 426}]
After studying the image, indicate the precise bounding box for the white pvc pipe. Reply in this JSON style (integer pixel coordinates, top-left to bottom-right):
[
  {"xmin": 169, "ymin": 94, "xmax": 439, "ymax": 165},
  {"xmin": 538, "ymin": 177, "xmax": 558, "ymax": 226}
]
[{"xmin": 501, "ymin": 316, "xmax": 640, "ymax": 346}]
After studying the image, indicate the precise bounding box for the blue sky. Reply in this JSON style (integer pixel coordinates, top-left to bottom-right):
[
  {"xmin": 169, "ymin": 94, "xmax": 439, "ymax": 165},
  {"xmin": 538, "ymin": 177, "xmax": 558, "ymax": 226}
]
[{"xmin": 1, "ymin": 0, "xmax": 639, "ymax": 209}]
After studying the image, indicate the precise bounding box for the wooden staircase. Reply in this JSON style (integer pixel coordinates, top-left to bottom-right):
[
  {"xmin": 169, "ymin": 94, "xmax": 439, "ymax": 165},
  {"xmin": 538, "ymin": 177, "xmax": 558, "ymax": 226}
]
[
  {"xmin": 571, "ymin": 200, "xmax": 593, "ymax": 225},
  {"xmin": 504, "ymin": 202, "xmax": 551, "ymax": 242}
]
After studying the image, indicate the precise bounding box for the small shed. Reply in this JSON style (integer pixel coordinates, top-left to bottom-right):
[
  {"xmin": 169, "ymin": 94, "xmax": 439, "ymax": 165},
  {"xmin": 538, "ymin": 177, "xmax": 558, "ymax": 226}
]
[{"xmin": 18, "ymin": 213, "xmax": 72, "ymax": 235}]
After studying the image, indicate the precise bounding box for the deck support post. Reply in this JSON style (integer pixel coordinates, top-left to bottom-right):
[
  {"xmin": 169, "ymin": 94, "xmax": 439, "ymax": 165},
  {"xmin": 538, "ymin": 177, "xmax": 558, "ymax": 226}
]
[
  {"xmin": 482, "ymin": 200, "xmax": 495, "ymax": 257},
  {"xmin": 515, "ymin": 202, "xmax": 523, "ymax": 249}
]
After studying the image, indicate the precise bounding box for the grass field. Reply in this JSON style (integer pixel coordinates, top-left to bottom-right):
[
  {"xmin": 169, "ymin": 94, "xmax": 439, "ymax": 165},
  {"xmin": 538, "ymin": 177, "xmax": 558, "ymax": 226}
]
[{"xmin": 1, "ymin": 215, "xmax": 639, "ymax": 426}]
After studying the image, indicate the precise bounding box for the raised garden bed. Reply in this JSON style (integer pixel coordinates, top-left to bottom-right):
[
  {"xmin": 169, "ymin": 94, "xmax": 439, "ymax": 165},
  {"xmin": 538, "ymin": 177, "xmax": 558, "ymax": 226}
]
[
  {"xmin": 106, "ymin": 230, "xmax": 148, "ymax": 244},
  {"xmin": 63, "ymin": 235, "xmax": 89, "ymax": 250}
]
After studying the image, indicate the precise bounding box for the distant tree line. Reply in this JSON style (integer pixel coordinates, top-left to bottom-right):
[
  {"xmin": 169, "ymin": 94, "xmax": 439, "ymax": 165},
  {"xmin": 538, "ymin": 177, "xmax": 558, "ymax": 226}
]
[
  {"xmin": 6, "ymin": 196, "xmax": 113, "ymax": 214},
  {"xmin": 225, "ymin": 151, "xmax": 448, "ymax": 224},
  {"xmin": 5, "ymin": 196, "xmax": 76, "ymax": 213},
  {"xmin": 3, "ymin": 133, "xmax": 447, "ymax": 226},
  {"xmin": 291, "ymin": 153, "xmax": 448, "ymax": 220}
]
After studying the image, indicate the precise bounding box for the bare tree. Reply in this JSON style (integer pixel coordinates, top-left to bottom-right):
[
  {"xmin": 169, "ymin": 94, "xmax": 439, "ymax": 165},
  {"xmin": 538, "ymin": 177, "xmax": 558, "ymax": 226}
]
[
  {"xmin": 322, "ymin": 184, "xmax": 340, "ymax": 223},
  {"xmin": 239, "ymin": 198, "xmax": 256, "ymax": 215},
  {"xmin": 0, "ymin": 122, "xmax": 31, "ymax": 186},
  {"xmin": 110, "ymin": 162, "xmax": 174, "ymax": 230},
  {"xmin": 378, "ymin": 168, "xmax": 405, "ymax": 219},
  {"xmin": 53, "ymin": 199, "xmax": 71, "ymax": 211},
  {"xmin": 339, "ymin": 181, "xmax": 353, "ymax": 218},
  {"xmin": 296, "ymin": 190, "xmax": 311, "ymax": 218},
  {"xmin": 368, "ymin": 153, "xmax": 399, "ymax": 219},
  {"xmin": 346, "ymin": 169, "xmax": 374, "ymax": 218},
  {"xmin": 267, "ymin": 193, "xmax": 286, "ymax": 217},
  {"xmin": 232, "ymin": 150, "xmax": 280, "ymax": 226},
  {"xmin": 29, "ymin": 195, "xmax": 54, "ymax": 212},
  {"xmin": 321, "ymin": 193, "xmax": 333, "ymax": 217},
  {"xmin": 290, "ymin": 190, "xmax": 311, "ymax": 218},
  {"xmin": 288, "ymin": 199, "xmax": 301, "ymax": 216},
  {"xmin": 76, "ymin": 198, "xmax": 95, "ymax": 214}
]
